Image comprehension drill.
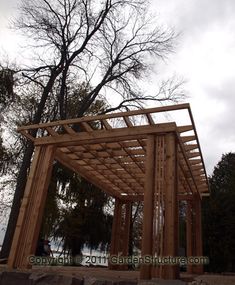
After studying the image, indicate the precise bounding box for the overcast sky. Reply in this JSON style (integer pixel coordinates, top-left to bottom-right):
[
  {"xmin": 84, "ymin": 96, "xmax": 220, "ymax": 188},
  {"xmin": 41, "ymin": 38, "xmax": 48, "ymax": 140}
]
[
  {"xmin": 151, "ymin": 0, "xmax": 235, "ymax": 174},
  {"xmin": 0, "ymin": 0, "xmax": 235, "ymax": 175}
]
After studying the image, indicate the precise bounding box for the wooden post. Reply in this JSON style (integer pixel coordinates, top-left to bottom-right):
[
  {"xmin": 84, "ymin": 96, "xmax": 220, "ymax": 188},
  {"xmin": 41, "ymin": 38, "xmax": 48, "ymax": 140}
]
[
  {"xmin": 192, "ymin": 194, "xmax": 203, "ymax": 274},
  {"xmin": 186, "ymin": 201, "xmax": 193, "ymax": 274},
  {"xmin": 119, "ymin": 202, "xmax": 132, "ymax": 270},
  {"xmin": 109, "ymin": 198, "xmax": 122, "ymax": 270},
  {"xmin": 8, "ymin": 145, "xmax": 55, "ymax": 269},
  {"xmin": 140, "ymin": 135, "xmax": 155, "ymax": 280},
  {"xmin": 122, "ymin": 202, "xmax": 132, "ymax": 256},
  {"xmin": 162, "ymin": 133, "xmax": 179, "ymax": 279},
  {"xmin": 151, "ymin": 135, "xmax": 165, "ymax": 279}
]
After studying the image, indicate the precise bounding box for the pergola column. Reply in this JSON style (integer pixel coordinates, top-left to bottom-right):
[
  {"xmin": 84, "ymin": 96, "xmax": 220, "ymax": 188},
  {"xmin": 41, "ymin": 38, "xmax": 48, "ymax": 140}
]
[
  {"xmin": 122, "ymin": 202, "xmax": 132, "ymax": 257},
  {"xmin": 119, "ymin": 202, "xmax": 132, "ymax": 270},
  {"xmin": 109, "ymin": 198, "xmax": 122, "ymax": 269},
  {"xmin": 162, "ymin": 133, "xmax": 179, "ymax": 279},
  {"xmin": 192, "ymin": 194, "xmax": 203, "ymax": 274},
  {"xmin": 140, "ymin": 133, "xmax": 179, "ymax": 280},
  {"xmin": 186, "ymin": 200, "xmax": 193, "ymax": 274},
  {"xmin": 109, "ymin": 199, "xmax": 132, "ymax": 270},
  {"xmin": 8, "ymin": 145, "xmax": 55, "ymax": 269},
  {"xmin": 140, "ymin": 135, "xmax": 155, "ymax": 280}
]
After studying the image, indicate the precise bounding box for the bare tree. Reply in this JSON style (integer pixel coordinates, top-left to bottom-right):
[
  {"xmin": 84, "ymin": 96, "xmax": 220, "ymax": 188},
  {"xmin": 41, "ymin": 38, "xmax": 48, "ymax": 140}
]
[{"xmin": 0, "ymin": 0, "xmax": 183, "ymax": 258}]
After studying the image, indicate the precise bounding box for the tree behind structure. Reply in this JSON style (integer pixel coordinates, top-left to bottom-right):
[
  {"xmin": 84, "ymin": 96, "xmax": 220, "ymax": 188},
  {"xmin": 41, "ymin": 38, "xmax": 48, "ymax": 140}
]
[{"xmin": 0, "ymin": 0, "xmax": 184, "ymax": 259}]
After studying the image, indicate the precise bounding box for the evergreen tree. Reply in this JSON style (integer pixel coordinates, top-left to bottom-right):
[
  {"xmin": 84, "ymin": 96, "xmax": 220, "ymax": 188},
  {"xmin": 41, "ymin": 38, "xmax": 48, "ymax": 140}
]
[{"xmin": 202, "ymin": 153, "xmax": 235, "ymax": 272}]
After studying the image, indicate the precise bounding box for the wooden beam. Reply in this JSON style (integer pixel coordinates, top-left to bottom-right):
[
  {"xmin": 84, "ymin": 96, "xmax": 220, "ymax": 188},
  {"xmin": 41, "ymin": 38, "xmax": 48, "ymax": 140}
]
[
  {"xmin": 80, "ymin": 122, "xmax": 93, "ymax": 132},
  {"xmin": 101, "ymin": 119, "xmax": 112, "ymax": 130},
  {"xmin": 18, "ymin": 103, "xmax": 190, "ymax": 132},
  {"xmin": 21, "ymin": 130, "xmax": 35, "ymax": 142},
  {"xmin": 34, "ymin": 123, "xmax": 177, "ymax": 146},
  {"xmin": 177, "ymin": 133, "xmax": 201, "ymax": 196},
  {"xmin": 123, "ymin": 116, "xmax": 133, "ymax": 127},
  {"xmin": 82, "ymin": 156, "xmax": 145, "ymax": 165},
  {"xmin": 181, "ymin": 135, "xmax": 196, "ymax": 143},
  {"xmin": 45, "ymin": 126, "xmax": 58, "ymax": 136},
  {"xmin": 63, "ymin": 124, "xmax": 76, "ymax": 135},
  {"xmin": 76, "ymin": 148, "xmax": 145, "ymax": 158},
  {"xmin": 185, "ymin": 144, "xmax": 198, "ymax": 152},
  {"xmin": 187, "ymin": 106, "xmax": 209, "ymax": 194},
  {"xmin": 189, "ymin": 159, "xmax": 202, "ymax": 166},
  {"xmin": 178, "ymin": 125, "xmax": 193, "ymax": 133},
  {"xmin": 146, "ymin": 113, "xmax": 155, "ymax": 125},
  {"xmin": 191, "ymin": 165, "xmax": 204, "ymax": 171},
  {"xmin": 187, "ymin": 152, "xmax": 201, "ymax": 158}
]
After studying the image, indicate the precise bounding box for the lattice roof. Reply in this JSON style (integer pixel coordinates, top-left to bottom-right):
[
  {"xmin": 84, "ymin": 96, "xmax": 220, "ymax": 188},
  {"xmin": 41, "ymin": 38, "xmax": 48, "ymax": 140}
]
[{"xmin": 18, "ymin": 103, "xmax": 209, "ymax": 200}]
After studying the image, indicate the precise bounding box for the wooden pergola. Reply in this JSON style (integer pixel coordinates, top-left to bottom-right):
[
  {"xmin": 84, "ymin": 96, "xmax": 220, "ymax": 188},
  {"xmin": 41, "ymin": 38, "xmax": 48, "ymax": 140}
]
[{"xmin": 7, "ymin": 103, "xmax": 209, "ymax": 280}]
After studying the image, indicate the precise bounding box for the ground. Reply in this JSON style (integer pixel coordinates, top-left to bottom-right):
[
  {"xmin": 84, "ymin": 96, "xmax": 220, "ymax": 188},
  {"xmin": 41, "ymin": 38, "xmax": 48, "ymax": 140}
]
[{"xmin": 1, "ymin": 265, "xmax": 235, "ymax": 284}]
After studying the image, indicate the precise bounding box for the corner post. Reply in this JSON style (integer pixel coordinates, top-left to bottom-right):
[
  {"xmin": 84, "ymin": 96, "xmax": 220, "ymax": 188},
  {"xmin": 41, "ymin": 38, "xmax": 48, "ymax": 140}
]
[
  {"xmin": 8, "ymin": 145, "xmax": 55, "ymax": 269},
  {"xmin": 109, "ymin": 197, "xmax": 122, "ymax": 270},
  {"xmin": 140, "ymin": 135, "xmax": 155, "ymax": 279},
  {"xmin": 122, "ymin": 202, "xmax": 132, "ymax": 256},
  {"xmin": 162, "ymin": 133, "xmax": 179, "ymax": 279},
  {"xmin": 186, "ymin": 200, "xmax": 193, "ymax": 274},
  {"xmin": 193, "ymin": 194, "xmax": 203, "ymax": 274}
]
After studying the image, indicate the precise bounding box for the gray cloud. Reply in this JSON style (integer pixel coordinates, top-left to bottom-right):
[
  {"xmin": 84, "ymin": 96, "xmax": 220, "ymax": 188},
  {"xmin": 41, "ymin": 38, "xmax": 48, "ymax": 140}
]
[
  {"xmin": 178, "ymin": 1, "xmax": 235, "ymax": 32},
  {"xmin": 204, "ymin": 80, "xmax": 235, "ymax": 140},
  {"xmin": 0, "ymin": 0, "xmax": 19, "ymax": 13},
  {"xmin": 0, "ymin": 0, "xmax": 19, "ymax": 26},
  {"xmin": 154, "ymin": 0, "xmax": 235, "ymax": 34}
]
